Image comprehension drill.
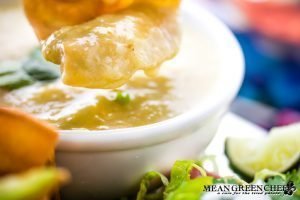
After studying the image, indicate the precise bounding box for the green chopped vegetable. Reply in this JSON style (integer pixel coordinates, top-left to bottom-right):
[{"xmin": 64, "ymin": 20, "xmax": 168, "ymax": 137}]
[
  {"xmin": 0, "ymin": 70, "xmax": 34, "ymax": 90},
  {"xmin": 265, "ymin": 176, "xmax": 288, "ymax": 200},
  {"xmin": 135, "ymin": 160, "xmax": 211, "ymax": 200},
  {"xmin": 0, "ymin": 168, "xmax": 69, "ymax": 200},
  {"xmin": 0, "ymin": 61, "xmax": 33, "ymax": 90},
  {"xmin": 114, "ymin": 91, "xmax": 131, "ymax": 105},
  {"xmin": 285, "ymin": 170, "xmax": 300, "ymax": 196},
  {"xmin": 0, "ymin": 48, "xmax": 60, "ymax": 91},
  {"xmin": 164, "ymin": 160, "xmax": 209, "ymax": 200},
  {"xmin": 265, "ymin": 171, "xmax": 300, "ymax": 200},
  {"xmin": 0, "ymin": 61, "xmax": 22, "ymax": 76},
  {"xmin": 137, "ymin": 171, "xmax": 169, "ymax": 200},
  {"xmin": 165, "ymin": 161, "xmax": 200, "ymax": 195},
  {"xmin": 22, "ymin": 48, "xmax": 60, "ymax": 81}
]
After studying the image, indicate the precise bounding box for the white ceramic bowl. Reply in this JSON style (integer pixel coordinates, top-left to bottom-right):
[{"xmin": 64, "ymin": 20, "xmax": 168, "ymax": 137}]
[{"xmin": 56, "ymin": 1, "xmax": 244, "ymax": 199}]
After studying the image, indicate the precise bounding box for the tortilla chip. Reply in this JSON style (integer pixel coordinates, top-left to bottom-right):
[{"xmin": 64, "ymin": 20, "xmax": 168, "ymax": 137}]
[
  {"xmin": 23, "ymin": 0, "xmax": 180, "ymax": 39},
  {"xmin": 0, "ymin": 107, "xmax": 58, "ymax": 175}
]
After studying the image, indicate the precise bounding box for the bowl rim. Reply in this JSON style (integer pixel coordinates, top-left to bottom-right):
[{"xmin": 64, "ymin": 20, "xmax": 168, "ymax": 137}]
[{"xmin": 57, "ymin": 0, "xmax": 245, "ymax": 152}]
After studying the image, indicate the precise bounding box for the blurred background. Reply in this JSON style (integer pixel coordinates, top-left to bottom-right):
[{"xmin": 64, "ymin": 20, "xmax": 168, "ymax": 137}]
[{"xmin": 199, "ymin": 0, "xmax": 300, "ymax": 129}]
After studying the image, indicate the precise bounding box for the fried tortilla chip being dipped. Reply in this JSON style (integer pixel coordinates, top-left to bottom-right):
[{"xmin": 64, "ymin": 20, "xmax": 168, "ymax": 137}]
[
  {"xmin": 23, "ymin": 0, "xmax": 180, "ymax": 40},
  {"xmin": 23, "ymin": 0, "xmax": 181, "ymax": 89},
  {"xmin": 0, "ymin": 107, "xmax": 58, "ymax": 175},
  {"xmin": 0, "ymin": 107, "xmax": 70, "ymax": 199}
]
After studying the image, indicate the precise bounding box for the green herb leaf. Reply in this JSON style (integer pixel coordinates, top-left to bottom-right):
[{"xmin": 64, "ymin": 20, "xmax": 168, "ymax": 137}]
[
  {"xmin": 0, "ymin": 70, "xmax": 34, "ymax": 90},
  {"xmin": 0, "ymin": 48, "xmax": 60, "ymax": 91},
  {"xmin": 137, "ymin": 171, "xmax": 169, "ymax": 200},
  {"xmin": 164, "ymin": 160, "xmax": 207, "ymax": 199},
  {"xmin": 0, "ymin": 61, "xmax": 22, "ymax": 76},
  {"xmin": 22, "ymin": 48, "xmax": 60, "ymax": 81},
  {"xmin": 0, "ymin": 61, "xmax": 34, "ymax": 90},
  {"xmin": 114, "ymin": 92, "xmax": 131, "ymax": 105},
  {"xmin": 265, "ymin": 175, "xmax": 300, "ymax": 200},
  {"xmin": 285, "ymin": 169, "xmax": 300, "ymax": 196},
  {"xmin": 164, "ymin": 160, "xmax": 196, "ymax": 196}
]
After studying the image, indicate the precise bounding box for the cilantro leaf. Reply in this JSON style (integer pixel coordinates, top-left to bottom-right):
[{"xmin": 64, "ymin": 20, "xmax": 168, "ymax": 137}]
[
  {"xmin": 286, "ymin": 170, "xmax": 300, "ymax": 196},
  {"xmin": 0, "ymin": 47, "xmax": 60, "ymax": 91},
  {"xmin": 0, "ymin": 61, "xmax": 34, "ymax": 90},
  {"xmin": 265, "ymin": 171, "xmax": 300, "ymax": 200},
  {"xmin": 114, "ymin": 92, "xmax": 131, "ymax": 105},
  {"xmin": 22, "ymin": 48, "xmax": 60, "ymax": 81}
]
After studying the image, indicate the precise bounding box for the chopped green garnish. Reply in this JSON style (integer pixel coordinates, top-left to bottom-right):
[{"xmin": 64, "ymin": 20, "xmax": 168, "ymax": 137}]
[
  {"xmin": 137, "ymin": 171, "xmax": 168, "ymax": 200},
  {"xmin": 0, "ymin": 47, "xmax": 60, "ymax": 91},
  {"xmin": 165, "ymin": 160, "xmax": 199, "ymax": 195},
  {"xmin": 135, "ymin": 160, "xmax": 210, "ymax": 200},
  {"xmin": 0, "ymin": 70, "xmax": 34, "ymax": 90},
  {"xmin": 0, "ymin": 61, "xmax": 22, "ymax": 76},
  {"xmin": 283, "ymin": 170, "xmax": 300, "ymax": 196},
  {"xmin": 114, "ymin": 91, "xmax": 131, "ymax": 105},
  {"xmin": 164, "ymin": 160, "xmax": 209, "ymax": 200},
  {"xmin": 265, "ymin": 171, "xmax": 300, "ymax": 200},
  {"xmin": 0, "ymin": 61, "xmax": 34, "ymax": 90},
  {"xmin": 22, "ymin": 48, "xmax": 60, "ymax": 81},
  {"xmin": 22, "ymin": 59, "xmax": 60, "ymax": 81}
]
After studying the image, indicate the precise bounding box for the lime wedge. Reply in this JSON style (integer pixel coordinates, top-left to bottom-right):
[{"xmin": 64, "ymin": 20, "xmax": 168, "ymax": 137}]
[{"xmin": 225, "ymin": 123, "xmax": 300, "ymax": 178}]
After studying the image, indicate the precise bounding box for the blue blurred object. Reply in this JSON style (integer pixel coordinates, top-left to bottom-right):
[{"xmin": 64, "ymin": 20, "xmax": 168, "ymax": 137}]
[
  {"xmin": 198, "ymin": 0, "xmax": 300, "ymax": 126},
  {"xmin": 235, "ymin": 31, "xmax": 300, "ymax": 111}
]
